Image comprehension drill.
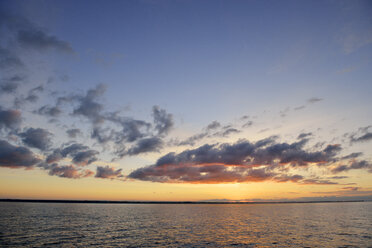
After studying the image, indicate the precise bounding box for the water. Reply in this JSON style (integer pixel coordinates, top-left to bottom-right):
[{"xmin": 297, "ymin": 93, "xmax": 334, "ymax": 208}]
[{"xmin": 0, "ymin": 202, "xmax": 371, "ymax": 247}]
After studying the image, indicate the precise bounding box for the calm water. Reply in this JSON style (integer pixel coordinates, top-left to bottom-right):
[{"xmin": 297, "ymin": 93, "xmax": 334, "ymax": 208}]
[{"xmin": 0, "ymin": 202, "xmax": 371, "ymax": 247}]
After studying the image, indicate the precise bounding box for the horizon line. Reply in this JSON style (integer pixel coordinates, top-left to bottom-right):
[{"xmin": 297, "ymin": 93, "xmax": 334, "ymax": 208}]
[{"xmin": 0, "ymin": 199, "xmax": 370, "ymax": 205}]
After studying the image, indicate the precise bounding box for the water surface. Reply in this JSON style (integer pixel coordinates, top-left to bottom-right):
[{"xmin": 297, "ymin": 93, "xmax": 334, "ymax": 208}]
[{"xmin": 0, "ymin": 202, "xmax": 371, "ymax": 247}]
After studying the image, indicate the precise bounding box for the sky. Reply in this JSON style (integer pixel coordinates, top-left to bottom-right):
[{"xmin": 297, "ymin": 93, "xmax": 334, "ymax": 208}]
[{"xmin": 0, "ymin": 0, "xmax": 372, "ymax": 201}]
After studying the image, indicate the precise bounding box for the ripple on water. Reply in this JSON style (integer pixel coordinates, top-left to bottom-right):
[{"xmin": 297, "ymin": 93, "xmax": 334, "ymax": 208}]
[{"xmin": 0, "ymin": 202, "xmax": 371, "ymax": 247}]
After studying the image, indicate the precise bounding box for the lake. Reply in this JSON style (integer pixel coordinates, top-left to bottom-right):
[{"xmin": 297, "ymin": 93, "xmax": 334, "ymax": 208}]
[{"xmin": 0, "ymin": 202, "xmax": 371, "ymax": 247}]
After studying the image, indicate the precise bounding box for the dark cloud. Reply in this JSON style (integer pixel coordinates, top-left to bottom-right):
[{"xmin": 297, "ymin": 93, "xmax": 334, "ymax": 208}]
[
  {"xmin": 174, "ymin": 132, "xmax": 208, "ymax": 146},
  {"xmin": 152, "ymin": 106, "xmax": 173, "ymax": 136},
  {"xmin": 214, "ymin": 127, "xmax": 241, "ymax": 137},
  {"xmin": 258, "ymin": 128, "xmax": 270, "ymax": 133},
  {"xmin": 19, "ymin": 128, "xmax": 52, "ymax": 150},
  {"xmin": 122, "ymin": 137, "xmax": 163, "ymax": 156},
  {"xmin": 129, "ymin": 164, "xmax": 275, "ymax": 183},
  {"xmin": 72, "ymin": 150, "xmax": 98, "ymax": 166},
  {"xmin": 0, "ymin": 75, "xmax": 25, "ymax": 94},
  {"xmin": 294, "ymin": 105, "xmax": 305, "ymax": 111},
  {"xmin": 0, "ymin": 47, "xmax": 23, "ymax": 69},
  {"xmin": 171, "ymin": 121, "xmax": 218, "ymax": 146},
  {"xmin": 45, "ymin": 149, "xmax": 63, "ymax": 164},
  {"xmin": 35, "ymin": 105, "xmax": 62, "ymax": 117},
  {"xmin": 351, "ymin": 133, "xmax": 372, "ymax": 143},
  {"xmin": 60, "ymin": 143, "xmax": 88, "ymax": 157},
  {"xmin": 348, "ymin": 126, "xmax": 372, "ymax": 143},
  {"xmin": 300, "ymin": 179, "xmax": 338, "ymax": 185},
  {"xmin": 255, "ymin": 135, "xmax": 278, "ymax": 147},
  {"xmin": 273, "ymin": 174, "xmax": 303, "ymax": 183},
  {"xmin": 0, "ymin": 139, "xmax": 40, "ymax": 168},
  {"xmin": 112, "ymin": 118, "xmax": 151, "ymax": 143},
  {"xmin": 72, "ymin": 84, "xmax": 106, "ymax": 124},
  {"xmin": 66, "ymin": 128, "xmax": 81, "ymax": 138},
  {"xmin": 340, "ymin": 152, "xmax": 363, "ymax": 160},
  {"xmin": 242, "ymin": 121, "xmax": 253, "ymax": 128},
  {"xmin": 13, "ymin": 85, "xmax": 45, "ymax": 108},
  {"xmin": 0, "ymin": 11, "xmax": 73, "ymax": 54},
  {"xmin": 53, "ymin": 86, "xmax": 173, "ymax": 158},
  {"xmin": 45, "ymin": 143, "xmax": 98, "ymax": 166},
  {"xmin": 307, "ymin": 97, "xmax": 323, "ymax": 103},
  {"xmin": 341, "ymin": 187, "xmax": 359, "ymax": 191},
  {"xmin": 297, "ymin": 132, "xmax": 312, "ymax": 139},
  {"xmin": 331, "ymin": 160, "xmax": 372, "ymax": 174},
  {"xmin": 206, "ymin": 121, "xmax": 221, "ymax": 131},
  {"xmin": 173, "ymin": 121, "xmax": 240, "ymax": 147},
  {"xmin": 91, "ymin": 126, "xmax": 114, "ymax": 144},
  {"xmin": 0, "ymin": 82, "xmax": 18, "ymax": 93},
  {"xmin": 129, "ymin": 162, "xmax": 340, "ymax": 185},
  {"xmin": 43, "ymin": 164, "xmax": 93, "ymax": 179},
  {"xmin": 95, "ymin": 165, "xmax": 123, "ymax": 179},
  {"xmin": 17, "ymin": 29, "xmax": 74, "ymax": 53},
  {"xmin": 129, "ymin": 137, "xmax": 344, "ymax": 183},
  {"xmin": 0, "ymin": 107, "xmax": 21, "ymax": 130},
  {"xmin": 29, "ymin": 85, "xmax": 44, "ymax": 94},
  {"xmin": 327, "ymin": 176, "xmax": 348, "ymax": 179}
]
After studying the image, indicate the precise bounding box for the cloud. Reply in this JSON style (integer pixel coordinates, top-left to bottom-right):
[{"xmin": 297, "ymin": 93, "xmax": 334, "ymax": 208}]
[
  {"xmin": 0, "ymin": 75, "xmax": 25, "ymax": 94},
  {"xmin": 91, "ymin": 126, "xmax": 114, "ymax": 144},
  {"xmin": 95, "ymin": 165, "xmax": 123, "ymax": 179},
  {"xmin": 172, "ymin": 121, "xmax": 240, "ymax": 147},
  {"xmin": 72, "ymin": 150, "xmax": 99, "ymax": 166},
  {"xmin": 50, "ymin": 85, "xmax": 173, "ymax": 158},
  {"xmin": 0, "ymin": 47, "xmax": 24, "ymax": 69},
  {"xmin": 43, "ymin": 163, "xmax": 93, "ymax": 179},
  {"xmin": 17, "ymin": 29, "xmax": 74, "ymax": 53},
  {"xmin": 66, "ymin": 128, "xmax": 82, "ymax": 138},
  {"xmin": 242, "ymin": 121, "xmax": 253, "ymax": 128},
  {"xmin": 122, "ymin": 137, "xmax": 163, "ymax": 156},
  {"xmin": 128, "ymin": 137, "xmax": 344, "ymax": 183},
  {"xmin": 109, "ymin": 117, "xmax": 151, "ymax": 143},
  {"xmin": 0, "ymin": 107, "xmax": 21, "ymax": 130},
  {"xmin": 174, "ymin": 132, "xmax": 209, "ymax": 146},
  {"xmin": 72, "ymin": 84, "xmax": 106, "ymax": 124},
  {"xmin": 45, "ymin": 143, "xmax": 99, "ymax": 166},
  {"xmin": 213, "ymin": 127, "xmax": 241, "ymax": 137},
  {"xmin": 349, "ymin": 126, "xmax": 372, "ymax": 143},
  {"xmin": 0, "ymin": 82, "xmax": 19, "ymax": 93},
  {"xmin": 0, "ymin": 139, "xmax": 40, "ymax": 168},
  {"xmin": 206, "ymin": 121, "xmax": 221, "ymax": 131},
  {"xmin": 45, "ymin": 149, "xmax": 63, "ymax": 164},
  {"xmin": 307, "ymin": 97, "xmax": 323, "ymax": 103},
  {"xmin": 13, "ymin": 84, "xmax": 45, "ymax": 107},
  {"xmin": 152, "ymin": 105, "xmax": 173, "ymax": 136},
  {"xmin": 341, "ymin": 187, "xmax": 359, "ymax": 191},
  {"xmin": 297, "ymin": 132, "xmax": 312, "ymax": 139},
  {"xmin": 0, "ymin": 11, "xmax": 74, "ymax": 54},
  {"xmin": 35, "ymin": 105, "xmax": 62, "ymax": 117},
  {"xmin": 351, "ymin": 133, "xmax": 372, "ymax": 143},
  {"xmin": 294, "ymin": 105, "xmax": 305, "ymax": 111},
  {"xmin": 340, "ymin": 152, "xmax": 363, "ymax": 160},
  {"xmin": 331, "ymin": 160, "xmax": 372, "ymax": 174},
  {"xmin": 19, "ymin": 128, "xmax": 53, "ymax": 151},
  {"xmin": 129, "ymin": 164, "xmax": 276, "ymax": 183},
  {"xmin": 300, "ymin": 179, "xmax": 338, "ymax": 185}
]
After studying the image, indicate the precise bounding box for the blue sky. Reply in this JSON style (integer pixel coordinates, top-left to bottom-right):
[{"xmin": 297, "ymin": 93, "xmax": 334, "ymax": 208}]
[{"xmin": 0, "ymin": 0, "xmax": 371, "ymax": 200}]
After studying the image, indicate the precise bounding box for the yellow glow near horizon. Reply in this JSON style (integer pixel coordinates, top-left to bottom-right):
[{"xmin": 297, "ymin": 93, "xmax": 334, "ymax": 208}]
[{"xmin": 1, "ymin": 167, "xmax": 371, "ymax": 201}]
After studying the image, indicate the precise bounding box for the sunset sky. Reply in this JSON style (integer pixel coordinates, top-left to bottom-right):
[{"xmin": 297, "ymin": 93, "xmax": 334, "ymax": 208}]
[{"xmin": 0, "ymin": 0, "xmax": 372, "ymax": 201}]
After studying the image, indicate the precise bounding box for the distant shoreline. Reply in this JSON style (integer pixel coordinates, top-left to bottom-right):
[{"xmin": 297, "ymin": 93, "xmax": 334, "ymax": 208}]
[{"xmin": 0, "ymin": 199, "xmax": 368, "ymax": 204}]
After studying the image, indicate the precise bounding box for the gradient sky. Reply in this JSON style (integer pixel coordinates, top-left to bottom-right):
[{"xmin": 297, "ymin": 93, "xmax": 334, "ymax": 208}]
[{"xmin": 0, "ymin": 0, "xmax": 372, "ymax": 201}]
